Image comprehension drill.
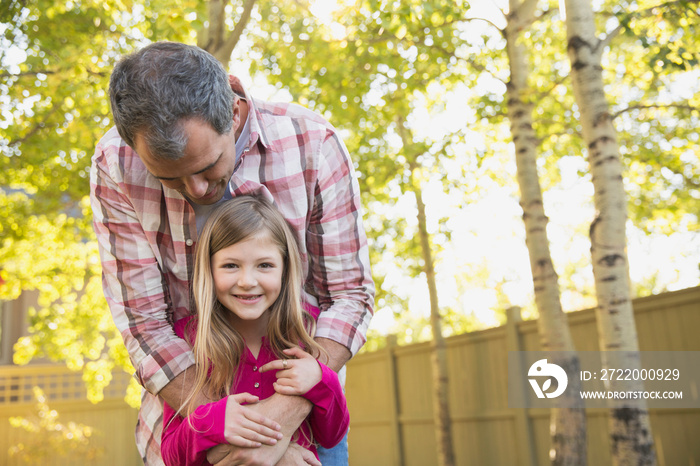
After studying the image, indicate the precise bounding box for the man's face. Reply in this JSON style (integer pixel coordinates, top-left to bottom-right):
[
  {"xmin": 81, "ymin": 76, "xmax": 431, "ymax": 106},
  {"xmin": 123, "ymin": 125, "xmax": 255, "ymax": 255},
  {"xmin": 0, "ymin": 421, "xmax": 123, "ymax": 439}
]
[{"xmin": 134, "ymin": 118, "xmax": 237, "ymax": 205}]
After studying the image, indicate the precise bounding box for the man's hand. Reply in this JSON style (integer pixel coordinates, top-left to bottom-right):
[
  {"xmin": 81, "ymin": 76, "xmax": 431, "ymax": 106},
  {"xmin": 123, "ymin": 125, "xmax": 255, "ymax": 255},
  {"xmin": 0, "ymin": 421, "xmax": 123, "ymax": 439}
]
[
  {"xmin": 223, "ymin": 393, "xmax": 283, "ymax": 447},
  {"xmin": 208, "ymin": 442, "xmax": 321, "ymax": 466},
  {"xmin": 259, "ymin": 347, "xmax": 322, "ymax": 396},
  {"xmin": 276, "ymin": 443, "xmax": 322, "ymax": 466},
  {"xmin": 207, "ymin": 444, "xmax": 233, "ymax": 465}
]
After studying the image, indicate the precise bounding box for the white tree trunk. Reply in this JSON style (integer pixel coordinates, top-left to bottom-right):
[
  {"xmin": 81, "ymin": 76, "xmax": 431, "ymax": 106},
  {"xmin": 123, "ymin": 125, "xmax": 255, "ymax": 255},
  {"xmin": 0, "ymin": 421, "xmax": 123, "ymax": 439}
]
[
  {"xmin": 505, "ymin": 1, "xmax": 586, "ymax": 464},
  {"xmin": 564, "ymin": 0, "xmax": 656, "ymax": 464},
  {"xmin": 397, "ymin": 115, "xmax": 455, "ymax": 466},
  {"xmin": 415, "ymin": 183, "xmax": 456, "ymax": 466}
]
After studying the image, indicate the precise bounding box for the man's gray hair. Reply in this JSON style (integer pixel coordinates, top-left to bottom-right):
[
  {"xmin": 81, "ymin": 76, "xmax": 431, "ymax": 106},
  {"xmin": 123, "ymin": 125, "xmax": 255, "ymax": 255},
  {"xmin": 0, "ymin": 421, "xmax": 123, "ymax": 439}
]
[{"xmin": 109, "ymin": 42, "xmax": 235, "ymax": 160}]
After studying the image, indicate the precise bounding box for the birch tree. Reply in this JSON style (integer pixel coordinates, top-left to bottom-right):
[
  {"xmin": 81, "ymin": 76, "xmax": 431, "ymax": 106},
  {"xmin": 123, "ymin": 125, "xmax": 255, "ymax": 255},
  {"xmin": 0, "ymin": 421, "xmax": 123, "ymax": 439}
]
[
  {"xmin": 564, "ymin": 0, "xmax": 656, "ymax": 463},
  {"xmin": 503, "ymin": 0, "xmax": 586, "ymax": 462},
  {"xmin": 401, "ymin": 122, "xmax": 456, "ymax": 466}
]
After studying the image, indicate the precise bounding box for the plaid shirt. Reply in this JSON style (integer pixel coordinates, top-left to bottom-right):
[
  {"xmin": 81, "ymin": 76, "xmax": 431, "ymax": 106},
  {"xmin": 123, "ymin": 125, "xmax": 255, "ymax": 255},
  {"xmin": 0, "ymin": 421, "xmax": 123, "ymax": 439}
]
[{"xmin": 90, "ymin": 91, "xmax": 374, "ymax": 464}]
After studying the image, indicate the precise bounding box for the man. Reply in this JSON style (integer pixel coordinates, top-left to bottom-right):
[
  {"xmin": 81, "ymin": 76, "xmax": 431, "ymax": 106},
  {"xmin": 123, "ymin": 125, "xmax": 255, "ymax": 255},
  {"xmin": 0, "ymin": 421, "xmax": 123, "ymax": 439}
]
[{"xmin": 90, "ymin": 41, "xmax": 374, "ymax": 465}]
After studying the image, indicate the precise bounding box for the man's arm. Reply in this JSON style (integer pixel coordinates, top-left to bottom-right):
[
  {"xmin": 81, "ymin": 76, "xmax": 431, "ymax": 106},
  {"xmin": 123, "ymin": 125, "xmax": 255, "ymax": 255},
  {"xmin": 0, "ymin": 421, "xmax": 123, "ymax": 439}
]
[
  {"xmin": 90, "ymin": 133, "xmax": 195, "ymax": 395},
  {"xmin": 159, "ymin": 366, "xmax": 207, "ymax": 411},
  {"xmin": 306, "ymin": 127, "xmax": 375, "ymax": 357}
]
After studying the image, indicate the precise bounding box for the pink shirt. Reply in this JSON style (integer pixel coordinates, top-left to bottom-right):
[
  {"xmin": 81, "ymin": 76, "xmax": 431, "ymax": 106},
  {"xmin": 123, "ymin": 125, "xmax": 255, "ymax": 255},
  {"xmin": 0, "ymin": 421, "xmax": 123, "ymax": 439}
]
[{"xmin": 160, "ymin": 317, "xmax": 349, "ymax": 465}]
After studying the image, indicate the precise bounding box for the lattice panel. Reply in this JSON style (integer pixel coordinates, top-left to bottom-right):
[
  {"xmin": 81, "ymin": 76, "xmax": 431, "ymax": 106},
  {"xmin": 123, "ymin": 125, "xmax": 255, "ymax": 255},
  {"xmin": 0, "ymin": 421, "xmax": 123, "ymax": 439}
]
[{"xmin": 0, "ymin": 366, "xmax": 133, "ymax": 405}]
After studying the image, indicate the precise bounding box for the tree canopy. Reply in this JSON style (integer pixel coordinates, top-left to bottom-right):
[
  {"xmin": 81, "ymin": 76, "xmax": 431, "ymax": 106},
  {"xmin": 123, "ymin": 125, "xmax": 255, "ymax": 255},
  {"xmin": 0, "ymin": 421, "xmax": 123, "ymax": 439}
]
[{"xmin": 1, "ymin": 0, "xmax": 698, "ymax": 402}]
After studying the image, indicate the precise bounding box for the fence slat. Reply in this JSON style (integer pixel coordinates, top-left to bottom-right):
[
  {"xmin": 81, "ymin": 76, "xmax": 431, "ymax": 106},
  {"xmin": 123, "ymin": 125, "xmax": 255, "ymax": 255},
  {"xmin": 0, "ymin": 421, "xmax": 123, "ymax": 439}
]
[
  {"xmin": 386, "ymin": 335, "xmax": 404, "ymax": 466},
  {"xmin": 505, "ymin": 306, "xmax": 537, "ymax": 466}
]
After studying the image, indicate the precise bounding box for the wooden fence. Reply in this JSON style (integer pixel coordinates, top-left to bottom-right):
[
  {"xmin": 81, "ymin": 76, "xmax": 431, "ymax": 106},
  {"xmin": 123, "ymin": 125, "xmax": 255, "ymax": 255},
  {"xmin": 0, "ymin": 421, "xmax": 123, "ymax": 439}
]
[
  {"xmin": 0, "ymin": 365, "xmax": 140, "ymax": 465},
  {"xmin": 0, "ymin": 287, "xmax": 697, "ymax": 464},
  {"xmin": 345, "ymin": 286, "xmax": 700, "ymax": 466}
]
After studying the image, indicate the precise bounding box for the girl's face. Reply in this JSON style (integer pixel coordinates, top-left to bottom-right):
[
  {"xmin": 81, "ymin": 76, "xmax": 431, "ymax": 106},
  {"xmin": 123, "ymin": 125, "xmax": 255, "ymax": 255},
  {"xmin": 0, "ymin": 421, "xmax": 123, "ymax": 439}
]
[{"xmin": 211, "ymin": 232, "xmax": 284, "ymax": 331}]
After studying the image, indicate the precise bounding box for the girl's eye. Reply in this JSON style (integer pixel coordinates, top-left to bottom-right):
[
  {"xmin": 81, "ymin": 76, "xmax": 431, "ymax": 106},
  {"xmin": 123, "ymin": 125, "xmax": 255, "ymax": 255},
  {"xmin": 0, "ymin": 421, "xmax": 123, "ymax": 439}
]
[
  {"xmin": 259, "ymin": 263, "xmax": 274, "ymax": 269},
  {"xmin": 222, "ymin": 263, "xmax": 239, "ymax": 269}
]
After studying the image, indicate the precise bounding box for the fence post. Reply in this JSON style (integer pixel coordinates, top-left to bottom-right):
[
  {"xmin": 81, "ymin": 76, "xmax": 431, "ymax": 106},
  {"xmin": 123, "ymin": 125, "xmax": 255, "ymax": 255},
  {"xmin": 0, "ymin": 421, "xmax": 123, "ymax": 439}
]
[
  {"xmin": 506, "ymin": 306, "xmax": 537, "ymax": 466},
  {"xmin": 385, "ymin": 334, "xmax": 404, "ymax": 466}
]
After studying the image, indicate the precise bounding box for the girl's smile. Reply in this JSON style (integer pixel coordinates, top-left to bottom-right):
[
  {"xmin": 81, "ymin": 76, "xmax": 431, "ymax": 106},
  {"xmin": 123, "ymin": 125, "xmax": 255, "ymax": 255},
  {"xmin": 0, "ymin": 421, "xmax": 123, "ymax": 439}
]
[
  {"xmin": 235, "ymin": 294, "xmax": 262, "ymax": 301},
  {"xmin": 211, "ymin": 232, "xmax": 284, "ymax": 335}
]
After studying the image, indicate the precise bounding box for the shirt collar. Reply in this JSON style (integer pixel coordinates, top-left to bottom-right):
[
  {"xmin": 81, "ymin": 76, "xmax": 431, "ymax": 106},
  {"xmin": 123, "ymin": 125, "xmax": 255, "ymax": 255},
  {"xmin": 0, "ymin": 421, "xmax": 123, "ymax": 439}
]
[{"xmin": 238, "ymin": 88, "xmax": 271, "ymax": 151}]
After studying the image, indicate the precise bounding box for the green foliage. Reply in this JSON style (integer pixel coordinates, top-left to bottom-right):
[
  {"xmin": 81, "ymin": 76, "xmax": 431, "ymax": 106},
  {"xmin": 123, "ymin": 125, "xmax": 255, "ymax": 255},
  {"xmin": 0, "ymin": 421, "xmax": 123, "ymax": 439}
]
[
  {"xmin": 1, "ymin": 198, "xmax": 132, "ymax": 402},
  {"xmin": 0, "ymin": 0, "xmax": 202, "ymax": 401},
  {"xmin": 8, "ymin": 387, "xmax": 103, "ymax": 463},
  {"xmin": 615, "ymin": 0, "xmax": 700, "ymax": 72},
  {"xmin": 251, "ymin": 0, "xmax": 486, "ymax": 331},
  {"xmin": 606, "ymin": 0, "xmax": 700, "ymax": 233},
  {"xmin": 2, "ymin": 1, "xmax": 127, "ymax": 215}
]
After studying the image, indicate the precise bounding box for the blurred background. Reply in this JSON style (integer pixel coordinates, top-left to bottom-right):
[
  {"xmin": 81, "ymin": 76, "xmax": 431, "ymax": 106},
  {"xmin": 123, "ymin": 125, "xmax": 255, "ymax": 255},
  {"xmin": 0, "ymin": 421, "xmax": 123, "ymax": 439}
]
[{"xmin": 1, "ymin": 0, "xmax": 698, "ymax": 464}]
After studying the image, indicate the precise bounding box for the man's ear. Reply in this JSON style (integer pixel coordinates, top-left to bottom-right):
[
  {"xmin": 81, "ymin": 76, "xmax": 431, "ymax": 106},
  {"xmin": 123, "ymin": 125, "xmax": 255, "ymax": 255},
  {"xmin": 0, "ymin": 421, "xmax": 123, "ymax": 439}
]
[
  {"xmin": 228, "ymin": 75, "xmax": 245, "ymax": 95},
  {"xmin": 231, "ymin": 97, "xmax": 243, "ymax": 136}
]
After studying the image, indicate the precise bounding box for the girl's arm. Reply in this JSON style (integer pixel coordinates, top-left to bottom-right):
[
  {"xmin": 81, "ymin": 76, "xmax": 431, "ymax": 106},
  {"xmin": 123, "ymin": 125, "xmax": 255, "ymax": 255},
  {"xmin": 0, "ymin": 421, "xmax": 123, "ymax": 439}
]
[
  {"xmin": 302, "ymin": 360, "xmax": 350, "ymax": 448},
  {"xmin": 161, "ymin": 398, "xmax": 229, "ymax": 466},
  {"xmin": 260, "ymin": 347, "xmax": 350, "ymax": 449}
]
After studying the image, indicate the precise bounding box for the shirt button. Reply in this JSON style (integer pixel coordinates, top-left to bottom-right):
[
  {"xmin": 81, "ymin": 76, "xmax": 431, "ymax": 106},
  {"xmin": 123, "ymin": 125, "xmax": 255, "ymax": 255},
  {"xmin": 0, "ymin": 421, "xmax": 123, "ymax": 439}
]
[
  {"xmin": 253, "ymin": 366, "xmax": 258, "ymax": 372},
  {"xmin": 185, "ymin": 239, "xmax": 194, "ymax": 246},
  {"xmin": 254, "ymin": 382, "xmax": 260, "ymax": 388}
]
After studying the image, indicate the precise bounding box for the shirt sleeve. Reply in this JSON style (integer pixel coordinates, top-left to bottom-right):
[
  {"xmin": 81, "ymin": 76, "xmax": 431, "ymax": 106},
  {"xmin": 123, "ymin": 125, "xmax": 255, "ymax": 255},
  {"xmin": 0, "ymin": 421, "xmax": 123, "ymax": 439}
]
[
  {"xmin": 302, "ymin": 360, "xmax": 350, "ymax": 449},
  {"xmin": 307, "ymin": 129, "xmax": 375, "ymax": 356},
  {"xmin": 90, "ymin": 134, "xmax": 195, "ymax": 394},
  {"xmin": 161, "ymin": 397, "xmax": 228, "ymax": 466}
]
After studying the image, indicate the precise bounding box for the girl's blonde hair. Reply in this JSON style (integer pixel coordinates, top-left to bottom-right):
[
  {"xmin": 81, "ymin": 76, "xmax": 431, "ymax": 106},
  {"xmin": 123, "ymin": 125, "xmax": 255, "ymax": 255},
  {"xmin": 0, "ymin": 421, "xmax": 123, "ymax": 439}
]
[{"xmin": 183, "ymin": 194, "xmax": 324, "ymax": 418}]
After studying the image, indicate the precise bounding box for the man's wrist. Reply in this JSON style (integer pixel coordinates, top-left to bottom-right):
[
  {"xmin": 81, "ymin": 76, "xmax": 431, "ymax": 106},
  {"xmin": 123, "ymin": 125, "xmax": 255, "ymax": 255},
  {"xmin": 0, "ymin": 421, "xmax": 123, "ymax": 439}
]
[
  {"xmin": 315, "ymin": 337, "xmax": 352, "ymax": 372},
  {"xmin": 158, "ymin": 366, "xmax": 211, "ymax": 411},
  {"xmin": 268, "ymin": 393, "xmax": 313, "ymax": 435}
]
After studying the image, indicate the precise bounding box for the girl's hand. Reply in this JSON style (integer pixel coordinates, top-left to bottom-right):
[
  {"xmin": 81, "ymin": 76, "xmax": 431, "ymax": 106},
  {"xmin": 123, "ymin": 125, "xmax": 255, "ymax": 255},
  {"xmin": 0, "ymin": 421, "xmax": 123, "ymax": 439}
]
[
  {"xmin": 223, "ymin": 393, "xmax": 283, "ymax": 447},
  {"xmin": 259, "ymin": 347, "xmax": 322, "ymax": 396}
]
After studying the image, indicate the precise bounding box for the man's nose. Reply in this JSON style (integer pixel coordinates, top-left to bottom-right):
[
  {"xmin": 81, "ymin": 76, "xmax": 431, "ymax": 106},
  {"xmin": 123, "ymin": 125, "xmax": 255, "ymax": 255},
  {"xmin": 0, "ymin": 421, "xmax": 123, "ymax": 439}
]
[{"xmin": 182, "ymin": 175, "xmax": 209, "ymax": 199}]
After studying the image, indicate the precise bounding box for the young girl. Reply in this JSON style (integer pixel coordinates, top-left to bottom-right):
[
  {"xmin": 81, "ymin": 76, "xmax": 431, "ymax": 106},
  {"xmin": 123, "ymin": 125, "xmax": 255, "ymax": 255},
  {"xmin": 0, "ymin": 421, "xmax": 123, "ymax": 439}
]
[{"xmin": 160, "ymin": 195, "xmax": 349, "ymax": 465}]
